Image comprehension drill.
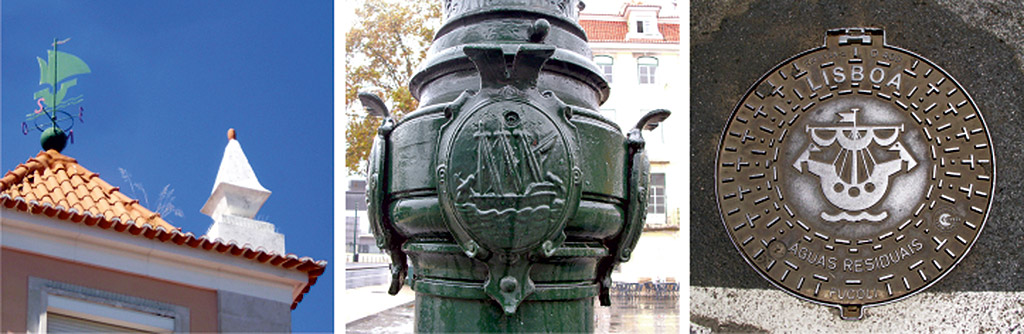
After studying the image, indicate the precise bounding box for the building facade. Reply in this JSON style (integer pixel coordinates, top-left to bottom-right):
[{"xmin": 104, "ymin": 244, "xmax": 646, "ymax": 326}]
[
  {"xmin": 1, "ymin": 135, "xmax": 325, "ymax": 332},
  {"xmin": 579, "ymin": 3, "xmax": 681, "ymax": 284},
  {"xmin": 580, "ymin": 3, "xmax": 681, "ymax": 228}
]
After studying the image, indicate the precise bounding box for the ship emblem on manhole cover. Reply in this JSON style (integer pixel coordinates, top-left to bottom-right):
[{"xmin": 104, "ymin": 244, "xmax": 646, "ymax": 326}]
[
  {"xmin": 795, "ymin": 107, "xmax": 916, "ymax": 222},
  {"xmin": 715, "ymin": 28, "xmax": 995, "ymax": 319}
]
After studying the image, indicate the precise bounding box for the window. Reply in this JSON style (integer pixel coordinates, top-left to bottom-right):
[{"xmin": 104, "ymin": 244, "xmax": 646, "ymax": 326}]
[
  {"xmin": 27, "ymin": 278, "xmax": 188, "ymax": 333},
  {"xmin": 625, "ymin": 11, "xmax": 662, "ymax": 40},
  {"xmin": 635, "ymin": 20, "xmax": 656, "ymax": 34},
  {"xmin": 637, "ymin": 56, "xmax": 658, "ymax": 84},
  {"xmin": 594, "ymin": 55, "xmax": 614, "ymax": 83},
  {"xmin": 47, "ymin": 313, "xmax": 150, "ymax": 333},
  {"xmin": 648, "ymin": 173, "xmax": 666, "ymax": 214},
  {"xmin": 635, "ymin": 19, "xmax": 658, "ymax": 36}
]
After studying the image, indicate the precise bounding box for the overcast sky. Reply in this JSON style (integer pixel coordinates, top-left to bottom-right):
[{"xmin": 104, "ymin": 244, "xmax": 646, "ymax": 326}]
[{"xmin": 582, "ymin": 0, "xmax": 680, "ymax": 16}]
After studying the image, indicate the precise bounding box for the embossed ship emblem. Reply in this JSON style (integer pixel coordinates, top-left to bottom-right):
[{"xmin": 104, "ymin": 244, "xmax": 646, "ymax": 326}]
[
  {"xmin": 453, "ymin": 109, "xmax": 566, "ymax": 249},
  {"xmin": 792, "ymin": 108, "xmax": 917, "ymax": 222},
  {"xmin": 717, "ymin": 28, "xmax": 995, "ymax": 319}
]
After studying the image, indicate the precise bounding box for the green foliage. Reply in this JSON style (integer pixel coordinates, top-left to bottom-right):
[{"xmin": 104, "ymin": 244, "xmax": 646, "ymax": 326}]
[{"xmin": 345, "ymin": 0, "xmax": 442, "ymax": 176}]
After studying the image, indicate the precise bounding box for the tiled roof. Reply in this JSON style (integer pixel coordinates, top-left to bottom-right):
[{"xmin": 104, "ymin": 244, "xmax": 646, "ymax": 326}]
[
  {"xmin": 579, "ymin": 20, "xmax": 680, "ymax": 44},
  {"xmin": 0, "ymin": 150, "xmax": 326, "ymax": 309},
  {"xmin": 0, "ymin": 150, "xmax": 175, "ymax": 230}
]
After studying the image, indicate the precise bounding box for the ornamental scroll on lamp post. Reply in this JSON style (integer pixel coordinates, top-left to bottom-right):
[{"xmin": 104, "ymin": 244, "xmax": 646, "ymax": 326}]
[{"xmin": 362, "ymin": 0, "xmax": 669, "ymax": 332}]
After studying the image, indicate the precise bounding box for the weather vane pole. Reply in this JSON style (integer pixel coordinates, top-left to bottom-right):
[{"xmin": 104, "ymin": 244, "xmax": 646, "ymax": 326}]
[{"xmin": 22, "ymin": 37, "xmax": 89, "ymax": 152}]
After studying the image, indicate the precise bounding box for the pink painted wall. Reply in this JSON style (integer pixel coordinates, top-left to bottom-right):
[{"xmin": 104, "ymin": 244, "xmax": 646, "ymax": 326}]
[{"xmin": 1, "ymin": 247, "xmax": 218, "ymax": 332}]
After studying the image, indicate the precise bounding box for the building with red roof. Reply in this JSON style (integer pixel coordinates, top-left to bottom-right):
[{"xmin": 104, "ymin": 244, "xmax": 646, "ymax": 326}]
[
  {"xmin": 579, "ymin": 1, "xmax": 681, "ymax": 285},
  {"xmin": 1, "ymin": 130, "xmax": 325, "ymax": 332}
]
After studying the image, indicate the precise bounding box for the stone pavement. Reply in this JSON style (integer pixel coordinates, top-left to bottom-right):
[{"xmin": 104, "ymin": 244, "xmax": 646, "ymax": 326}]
[
  {"xmin": 691, "ymin": 0, "xmax": 1024, "ymax": 330},
  {"xmin": 691, "ymin": 287, "xmax": 1024, "ymax": 332}
]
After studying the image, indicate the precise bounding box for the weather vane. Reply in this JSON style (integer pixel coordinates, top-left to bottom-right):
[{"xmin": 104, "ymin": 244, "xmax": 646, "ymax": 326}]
[{"xmin": 22, "ymin": 38, "xmax": 90, "ymax": 152}]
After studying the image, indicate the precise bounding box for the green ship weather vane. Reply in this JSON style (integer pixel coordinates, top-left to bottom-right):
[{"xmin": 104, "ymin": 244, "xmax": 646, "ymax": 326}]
[{"xmin": 22, "ymin": 38, "xmax": 90, "ymax": 152}]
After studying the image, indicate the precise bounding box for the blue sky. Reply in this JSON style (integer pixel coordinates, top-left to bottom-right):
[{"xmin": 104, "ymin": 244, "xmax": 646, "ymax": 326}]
[{"xmin": 2, "ymin": 1, "xmax": 333, "ymax": 331}]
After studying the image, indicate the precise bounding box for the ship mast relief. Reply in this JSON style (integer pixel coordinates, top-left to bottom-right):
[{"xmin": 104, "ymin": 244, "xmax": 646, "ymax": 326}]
[
  {"xmin": 455, "ymin": 107, "xmax": 566, "ymax": 247},
  {"xmin": 459, "ymin": 109, "xmax": 561, "ymax": 201}
]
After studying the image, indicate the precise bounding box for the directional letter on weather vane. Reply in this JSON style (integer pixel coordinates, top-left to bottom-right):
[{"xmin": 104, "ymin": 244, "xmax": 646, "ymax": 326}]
[{"xmin": 715, "ymin": 28, "xmax": 995, "ymax": 320}]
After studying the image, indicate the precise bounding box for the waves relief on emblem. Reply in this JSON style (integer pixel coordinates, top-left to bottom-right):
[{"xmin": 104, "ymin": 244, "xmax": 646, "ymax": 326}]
[{"xmin": 792, "ymin": 107, "xmax": 917, "ymax": 222}]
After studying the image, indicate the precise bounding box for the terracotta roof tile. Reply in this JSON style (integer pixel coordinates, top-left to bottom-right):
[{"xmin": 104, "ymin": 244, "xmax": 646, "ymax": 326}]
[
  {"xmin": 44, "ymin": 175, "xmax": 59, "ymax": 192},
  {"xmin": 0, "ymin": 150, "xmax": 326, "ymax": 309},
  {"xmin": 579, "ymin": 19, "xmax": 680, "ymax": 44},
  {"xmin": 658, "ymin": 23, "xmax": 679, "ymax": 43},
  {"xmin": 580, "ymin": 19, "xmax": 627, "ymax": 42},
  {"xmin": 1, "ymin": 151, "xmax": 168, "ymax": 229}
]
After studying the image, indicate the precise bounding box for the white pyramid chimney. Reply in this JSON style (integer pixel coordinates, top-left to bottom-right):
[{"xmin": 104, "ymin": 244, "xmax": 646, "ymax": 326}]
[{"xmin": 201, "ymin": 128, "xmax": 285, "ymax": 254}]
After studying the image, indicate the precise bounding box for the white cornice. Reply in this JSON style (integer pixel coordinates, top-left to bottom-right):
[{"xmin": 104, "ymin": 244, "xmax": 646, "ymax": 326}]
[{"xmin": 1, "ymin": 209, "xmax": 307, "ymax": 305}]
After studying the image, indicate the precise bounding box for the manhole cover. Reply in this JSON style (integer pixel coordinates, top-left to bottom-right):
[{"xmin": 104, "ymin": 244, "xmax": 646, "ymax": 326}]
[{"xmin": 715, "ymin": 28, "xmax": 996, "ymax": 319}]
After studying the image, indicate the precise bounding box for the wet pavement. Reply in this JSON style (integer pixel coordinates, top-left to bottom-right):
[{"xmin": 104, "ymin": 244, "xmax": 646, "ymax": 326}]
[
  {"xmin": 343, "ymin": 283, "xmax": 415, "ymax": 326},
  {"xmin": 346, "ymin": 295, "xmax": 679, "ymax": 334},
  {"xmin": 595, "ymin": 295, "xmax": 680, "ymax": 334},
  {"xmin": 346, "ymin": 302, "xmax": 413, "ymax": 334}
]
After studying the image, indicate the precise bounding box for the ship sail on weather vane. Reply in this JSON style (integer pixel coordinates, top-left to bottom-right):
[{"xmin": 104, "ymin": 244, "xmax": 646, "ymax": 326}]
[{"xmin": 22, "ymin": 38, "xmax": 90, "ymax": 152}]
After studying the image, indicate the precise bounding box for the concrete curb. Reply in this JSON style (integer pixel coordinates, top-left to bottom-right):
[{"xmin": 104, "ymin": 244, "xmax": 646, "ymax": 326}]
[{"xmin": 691, "ymin": 286, "xmax": 1024, "ymax": 332}]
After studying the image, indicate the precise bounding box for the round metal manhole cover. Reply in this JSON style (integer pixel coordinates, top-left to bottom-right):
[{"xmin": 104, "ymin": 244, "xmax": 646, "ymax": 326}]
[{"xmin": 715, "ymin": 28, "xmax": 996, "ymax": 319}]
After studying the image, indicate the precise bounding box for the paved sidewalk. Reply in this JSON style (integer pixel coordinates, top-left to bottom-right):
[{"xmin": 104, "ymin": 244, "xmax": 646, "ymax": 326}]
[
  {"xmin": 342, "ymin": 283, "xmax": 415, "ymax": 325},
  {"xmin": 691, "ymin": 286, "xmax": 1024, "ymax": 332},
  {"xmin": 346, "ymin": 301, "xmax": 415, "ymax": 334}
]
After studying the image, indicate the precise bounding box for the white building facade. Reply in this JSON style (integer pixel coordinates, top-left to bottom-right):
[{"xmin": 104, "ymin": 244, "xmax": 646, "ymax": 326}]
[
  {"xmin": 581, "ymin": 3, "xmax": 681, "ymax": 228},
  {"xmin": 579, "ymin": 3, "xmax": 682, "ymax": 284}
]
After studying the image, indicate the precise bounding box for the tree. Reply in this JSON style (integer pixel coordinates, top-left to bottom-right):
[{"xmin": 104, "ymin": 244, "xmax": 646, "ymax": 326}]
[{"xmin": 345, "ymin": 0, "xmax": 442, "ymax": 175}]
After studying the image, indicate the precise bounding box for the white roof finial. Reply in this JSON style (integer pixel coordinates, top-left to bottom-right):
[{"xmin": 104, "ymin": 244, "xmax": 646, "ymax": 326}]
[
  {"xmin": 201, "ymin": 128, "xmax": 284, "ymax": 254},
  {"xmin": 201, "ymin": 128, "xmax": 271, "ymax": 219}
]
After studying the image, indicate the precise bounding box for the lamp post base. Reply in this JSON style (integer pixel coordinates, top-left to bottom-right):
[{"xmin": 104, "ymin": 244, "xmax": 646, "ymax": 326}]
[{"xmin": 414, "ymin": 293, "xmax": 594, "ymax": 333}]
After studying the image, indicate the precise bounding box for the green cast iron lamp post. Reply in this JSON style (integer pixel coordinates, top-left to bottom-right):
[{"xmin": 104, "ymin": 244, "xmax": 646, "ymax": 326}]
[{"xmin": 364, "ymin": 1, "xmax": 669, "ymax": 331}]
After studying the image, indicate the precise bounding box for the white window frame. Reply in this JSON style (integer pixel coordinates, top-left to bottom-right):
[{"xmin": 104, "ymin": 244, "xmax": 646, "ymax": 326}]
[
  {"xmin": 637, "ymin": 56, "xmax": 658, "ymax": 85},
  {"xmin": 648, "ymin": 173, "xmax": 666, "ymax": 214},
  {"xmin": 594, "ymin": 55, "xmax": 614, "ymax": 83},
  {"xmin": 26, "ymin": 277, "xmax": 188, "ymax": 333},
  {"xmin": 625, "ymin": 12, "xmax": 663, "ymax": 40}
]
